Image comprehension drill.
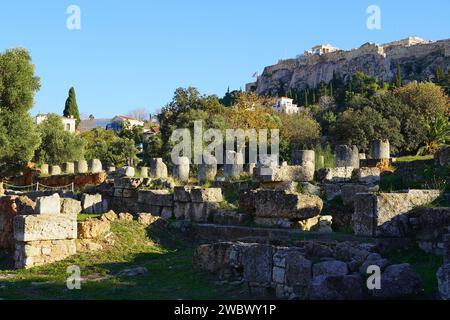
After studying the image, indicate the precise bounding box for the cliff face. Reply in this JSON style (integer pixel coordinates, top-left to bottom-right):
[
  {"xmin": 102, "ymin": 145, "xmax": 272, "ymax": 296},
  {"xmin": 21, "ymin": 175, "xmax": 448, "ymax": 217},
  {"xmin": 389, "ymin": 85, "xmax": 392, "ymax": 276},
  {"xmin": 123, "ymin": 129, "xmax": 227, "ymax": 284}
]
[{"xmin": 253, "ymin": 38, "xmax": 450, "ymax": 95}]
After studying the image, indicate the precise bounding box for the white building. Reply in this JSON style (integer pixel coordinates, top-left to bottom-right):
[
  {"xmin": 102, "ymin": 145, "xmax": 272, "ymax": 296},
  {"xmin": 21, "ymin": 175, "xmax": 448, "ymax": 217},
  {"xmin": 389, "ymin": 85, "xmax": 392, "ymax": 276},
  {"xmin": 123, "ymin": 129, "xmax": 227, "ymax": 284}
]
[
  {"xmin": 304, "ymin": 44, "xmax": 339, "ymax": 56},
  {"xmin": 273, "ymin": 97, "xmax": 299, "ymax": 114},
  {"xmin": 35, "ymin": 114, "xmax": 76, "ymax": 133}
]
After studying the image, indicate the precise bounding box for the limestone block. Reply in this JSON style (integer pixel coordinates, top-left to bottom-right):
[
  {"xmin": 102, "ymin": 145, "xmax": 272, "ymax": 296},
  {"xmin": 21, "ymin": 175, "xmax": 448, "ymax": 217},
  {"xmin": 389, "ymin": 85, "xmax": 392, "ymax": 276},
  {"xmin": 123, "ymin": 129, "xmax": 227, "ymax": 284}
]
[
  {"xmin": 40, "ymin": 164, "xmax": 49, "ymax": 175},
  {"xmin": 81, "ymin": 193, "xmax": 108, "ymax": 214},
  {"xmin": 75, "ymin": 160, "xmax": 88, "ymax": 174},
  {"xmin": 150, "ymin": 158, "xmax": 168, "ymax": 179},
  {"xmin": 316, "ymin": 167, "xmax": 354, "ymax": 183},
  {"xmin": 173, "ymin": 157, "xmax": 190, "ymax": 182},
  {"xmin": 371, "ymin": 140, "xmax": 390, "ymax": 159},
  {"xmin": 335, "ymin": 145, "xmax": 359, "ymax": 168},
  {"xmin": 138, "ymin": 190, "xmax": 174, "ymax": 207},
  {"xmin": 173, "ymin": 186, "xmax": 192, "ymax": 202},
  {"xmin": 62, "ymin": 162, "xmax": 75, "ymax": 174},
  {"xmin": 13, "ymin": 214, "xmax": 77, "ymax": 242},
  {"xmin": 190, "ymin": 188, "xmax": 223, "ymax": 203},
  {"xmin": 35, "ymin": 194, "xmax": 61, "ymax": 215},
  {"xmin": 77, "ymin": 219, "xmax": 111, "ymax": 239},
  {"xmin": 353, "ymin": 167, "xmax": 381, "ymax": 184},
  {"xmin": 138, "ymin": 167, "xmax": 149, "ymax": 178},
  {"xmin": 88, "ymin": 159, "xmax": 103, "ymax": 173},
  {"xmin": 254, "ymin": 190, "xmax": 323, "ymax": 219},
  {"xmin": 60, "ymin": 198, "xmax": 82, "ymax": 216},
  {"xmin": 49, "ymin": 165, "xmax": 62, "ymax": 176}
]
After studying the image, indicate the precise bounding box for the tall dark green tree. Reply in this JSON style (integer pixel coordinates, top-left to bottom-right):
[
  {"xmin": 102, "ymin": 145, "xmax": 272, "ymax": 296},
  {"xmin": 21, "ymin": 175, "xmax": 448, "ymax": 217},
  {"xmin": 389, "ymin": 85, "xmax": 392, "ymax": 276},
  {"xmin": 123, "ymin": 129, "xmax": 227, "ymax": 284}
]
[
  {"xmin": 395, "ymin": 64, "xmax": 403, "ymax": 87},
  {"xmin": 0, "ymin": 48, "xmax": 41, "ymax": 176},
  {"xmin": 63, "ymin": 87, "xmax": 81, "ymax": 127}
]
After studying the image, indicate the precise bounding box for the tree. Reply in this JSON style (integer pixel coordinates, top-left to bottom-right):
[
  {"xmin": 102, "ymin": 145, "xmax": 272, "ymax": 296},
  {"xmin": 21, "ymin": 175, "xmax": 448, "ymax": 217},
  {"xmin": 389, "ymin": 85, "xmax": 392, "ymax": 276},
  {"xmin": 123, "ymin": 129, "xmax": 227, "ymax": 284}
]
[
  {"xmin": 278, "ymin": 113, "xmax": 321, "ymax": 161},
  {"xmin": 395, "ymin": 63, "xmax": 402, "ymax": 87},
  {"xmin": 34, "ymin": 114, "xmax": 85, "ymax": 165},
  {"xmin": 331, "ymin": 107, "xmax": 403, "ymax": 153},
  {"xmin": 81, "ymin": 128, "xmax": 138, "ymax": 167},
  {"xmin": 417, "ymin": 115, "xmax": 450, "ymax": 155},
  {"xmin": 63, "ymin": 87, "xmax": 81, "ymax": 127},
  {"xmin": 0, "ymin": 48, "xmax": 41, "ymax": 176}
]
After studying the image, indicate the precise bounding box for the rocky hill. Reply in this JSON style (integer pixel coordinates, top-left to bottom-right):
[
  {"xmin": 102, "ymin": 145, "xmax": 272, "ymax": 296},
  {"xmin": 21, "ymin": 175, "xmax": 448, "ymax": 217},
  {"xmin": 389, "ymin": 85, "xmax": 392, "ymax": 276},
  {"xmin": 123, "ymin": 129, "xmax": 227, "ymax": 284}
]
[{"xmin": 248, "ymin": 37, "xmax": 450, "ymax": 95}]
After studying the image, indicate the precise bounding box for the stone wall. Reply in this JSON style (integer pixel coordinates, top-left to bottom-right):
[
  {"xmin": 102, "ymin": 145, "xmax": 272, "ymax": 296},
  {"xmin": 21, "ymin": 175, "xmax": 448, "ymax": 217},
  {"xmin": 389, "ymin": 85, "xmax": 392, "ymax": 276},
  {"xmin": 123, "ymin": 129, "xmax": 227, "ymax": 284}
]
[
  {"xmin": 193, "ymin": 241, "xmax": 422, "ymax": 300},
  {"xmin": 1, "ymin": 193, "xmax": 80, "ymax": 269},
  {"xmin": 352, "ymin": 190, "xmax": 442, "ymax": 237}
]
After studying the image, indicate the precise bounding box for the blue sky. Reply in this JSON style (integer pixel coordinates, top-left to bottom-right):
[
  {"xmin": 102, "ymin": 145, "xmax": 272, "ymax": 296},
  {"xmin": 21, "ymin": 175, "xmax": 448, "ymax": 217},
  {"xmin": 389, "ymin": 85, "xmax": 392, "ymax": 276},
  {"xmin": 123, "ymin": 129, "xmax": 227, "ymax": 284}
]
[{"xmin": 1, "ymin": 0, "xmax": 449, "ymax": 118}]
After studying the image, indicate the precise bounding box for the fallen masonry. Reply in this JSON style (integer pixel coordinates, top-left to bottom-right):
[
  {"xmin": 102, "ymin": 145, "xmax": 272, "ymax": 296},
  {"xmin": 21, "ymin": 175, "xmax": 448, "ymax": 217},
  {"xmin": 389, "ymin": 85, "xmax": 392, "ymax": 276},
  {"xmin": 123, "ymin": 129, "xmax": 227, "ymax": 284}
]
[{"xmin": 193, "ymin": 241, "xmax": 423, "ymax": 300}]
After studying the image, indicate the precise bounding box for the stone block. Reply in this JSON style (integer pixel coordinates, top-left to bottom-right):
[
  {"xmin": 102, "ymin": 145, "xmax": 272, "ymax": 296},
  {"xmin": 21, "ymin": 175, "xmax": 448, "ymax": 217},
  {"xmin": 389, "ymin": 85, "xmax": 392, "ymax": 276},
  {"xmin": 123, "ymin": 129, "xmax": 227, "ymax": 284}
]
[
  {"xmin": 190, "ymin": 188, "xmax": 223, "ymax": 203},
  {"xmin": 62, "ymin": 162, "xmax": 75, "ymax": 174},
  {"xmin": 75, "ymin": 160, "xmax": 88, "ymax": 174},
  {"xmin": 88, "ymin": 159, "xmax": 103, "ymax": 173},
  {"xmin": 353, "ymin": 167, "xmax": 381, "ymax": 184},
  {"xmin": 254, "ymin": 190, "xmax": 323, "ymax": 219},
  {"xmin": 60, "ymin": 198, "xmax": 82, "ymax": 216},
  {"xmin": 77, "ymin": 219, "xmax": 111, "ymax": 239},
  {"xmin": 35, "ymin": 194, "xmax": 61, "ymax": 215},
  {"xmin": 49, "ymin": 165, "xmax": 61, "ymax": 176},
  {"xmin": 138, "ymin": 190, "xmax": 174, "ymax": 207},
  {"xmin": 81, "ymin": 193, "xmax": 108, "ymax": 214},
  {"xmin": 243, "ymin": 244, "xmax": 273, "ymax": 284},
  {"xmin": 150, "ymin": 158, "xmax": 168, "ymax": 179},
  {"xmin": 14, "ymin": 239, "xmax": 76, "ymax": 269},
  {"xmin": 13, "ymin": 214, "xmax": 77, "ymax": 242}
]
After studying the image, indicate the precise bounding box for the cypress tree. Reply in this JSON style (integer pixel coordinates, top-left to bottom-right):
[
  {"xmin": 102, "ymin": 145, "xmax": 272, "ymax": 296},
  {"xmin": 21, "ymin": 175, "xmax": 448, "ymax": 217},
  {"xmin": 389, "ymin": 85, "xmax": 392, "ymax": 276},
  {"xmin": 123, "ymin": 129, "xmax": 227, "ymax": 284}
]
[
  {"xmin": 63, "ymin": 87, "xmax": 81, "ymax": 127},
  {"xmin": 395, "ymin": 64, "xmax": 402, "ymax": 87}
]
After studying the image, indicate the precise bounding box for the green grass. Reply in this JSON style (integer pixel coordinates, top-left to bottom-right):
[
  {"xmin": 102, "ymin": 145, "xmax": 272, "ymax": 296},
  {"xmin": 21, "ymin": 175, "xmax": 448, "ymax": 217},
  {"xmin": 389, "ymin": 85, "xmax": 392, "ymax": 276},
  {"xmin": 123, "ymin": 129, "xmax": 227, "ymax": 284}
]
[
  {"xmin": 77, "ymin": 213, "xmax": 102, "ymax": 221},
  {"xmin": 394, "ymin": 155, "xmax": 434, "ymax": 163},
  {"xmin": 386, "ymin": 245, "xmax": 443, "ymax": 297},
  {"xmin": 0, "ymin": 221, "xmax": 247, "ymax": 300}
]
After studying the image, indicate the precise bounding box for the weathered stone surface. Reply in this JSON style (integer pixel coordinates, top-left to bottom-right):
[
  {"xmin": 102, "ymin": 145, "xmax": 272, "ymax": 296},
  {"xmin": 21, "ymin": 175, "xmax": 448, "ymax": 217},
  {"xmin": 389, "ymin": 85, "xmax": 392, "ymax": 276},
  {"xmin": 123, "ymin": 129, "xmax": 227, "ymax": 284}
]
[
  {"xmin": 352, "ymin": 167, "xmax": 381, "ymax": 184},
  {"xmin": 173, "ymin": 157, "xmax": 190, "ymax": 182},
  {"xmin": 60, "ymin": 198, "xmax": 82, "ymax": 216},
  {"xmin": 75, "ymin": 160, "xmax": 88, "ymax": 174},
  {"xmin": 253, "ymin": 165, "xmax": 313, "ymax": 183},
  {"xmin": 137, "ymin": 213, "xmax": 161, "ymax": 226},
  {"xmin": 77, "ymin": 219, "xmax": 111, "ymax": 239},
  {"xmin": 243, "ymin": 244, "xmax": 273, "ymax": 284},
  {"xmin": 190, "ymin": 188, "xmax": 223, "ymax": 203},
  {"xmin": 123, "ymin": 166, "xmax": 136, "ymax": 177},
  {"xmin": 213, "ymin": 210, "xmax": 251, "ymax": 226},
  {"xmin": 198, "ymin": 155, "xmax": 218, "ymax": 183},
  {"xmin": 341, "ymin": 184, "xmax": 379, "ymax": 207},
  {"xmin": 254, "ymin": 190, "xmax": 323, "ymax": 219},
  {"xmin": 0, "ymin": 196, "xmax": 21, "ymax": 250},
  {"xmin": 14, "ymin": 214, "xmax": 77, "ymax": 242},
  {"xmin": 174, "ymin": 202, "xmax": 192, "ymax": 219},
  {"xmin": 81, "ymin": 194, "xmax": 108, "ymax": 214},
  {"xmin": 335, "ymin": 145, "xmax": 359, "ymax": 169},
  {"xmin": 224, "ymin": 151, "xmax": 244, "ymax": 179},
  {"xmin": 371, "ymin": 264, "xmax": 422, "ymax": 298},
  {"xmin": 14, "ymin": 239, "xmax": 76, "ymax": 269},
  {"xmin": 299, "ymin": 182, "xmax": 321, "ymax": 196},
  {"xmin": 35, "ymin": 194, "xmax": 61, "ymax": 215},
  {"xmin": 297, "ymin": 216, "xmax": 320, "ymax": 231},
  {"xmin": 238, "ymin": 190, "xmax": 256, "ymax": 214},
  {"xmin": 15, "ymin": 196, "xmax": 36, "ymax": 215},
  {"xmin": 317, "ymin": 167, "xmax": 354, "ymax": 183},
  {"xmin": 291, "ymin": 150, "xmax": 315, "ymax": 181},
  {"xmin": 352, "ymin": 190, "xmax": 442, "ymax": 237},
  {"xmin": 89, "ymin": 159, "xmax": 103, "ymax": 173},
  {"xmin": 316, "ymin": 216, "xmax": 333, "ymax": 233},
  {"xmin": 149, "ymin": 158, "xmax": 168, "ymax": 179},
  {"xmin": 40, "ymin": 164, "xmax": 49, "ymax": 175},
  {"xmin": 188, "ymin": 202, "xmax": 219, "ymax": 222},
  {"xmin": 312, "ymin": 260, "xmax": 348, "ymax": 277},
  {"xmin": 193, "ymin": 242, "xmax": 233, "ymax": 274},
  {"xmin": 101, "ymin": 210, "xmax": 118, "ymax": 222},
  {"xmin": 173, "ymin": 186, "xmax": 191, "ymax": 202},
  {"xmin": 62, "ymin": 162, "xmax": 75, "ymax": 174},
  {"xmin": 437, "ymin": 263, "xmax": 450, "ymax": 300},
  {"xmin": 285, "ymin": 251, "xmax": 312, "ymax": 288},
  {"xmin": 371, "ymin": 140, "xmax": 390, "ymax": 160},
  {"xmin": 138, "ymin": 190, "xmax": 174, "ymax": 207},
  {"xmin": 308, "ymin": 274, "xmax": 363, "ymax": 300},
  {"xmin": 49, "ymin": 165, "xmax": 62, "ymax": 176},
  {"xmin": 359, "ymin": 253, "xmax": 390, "ymax": 274},
  {"xmin": 138, "ymin": 167, "xmax": 149, "ymax": 178},
  {"xmin": 118, "ymin": 212, "xmax": 134, "ymax": 221}
]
